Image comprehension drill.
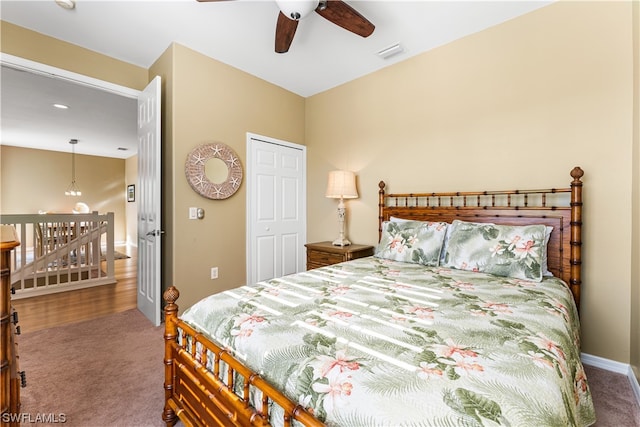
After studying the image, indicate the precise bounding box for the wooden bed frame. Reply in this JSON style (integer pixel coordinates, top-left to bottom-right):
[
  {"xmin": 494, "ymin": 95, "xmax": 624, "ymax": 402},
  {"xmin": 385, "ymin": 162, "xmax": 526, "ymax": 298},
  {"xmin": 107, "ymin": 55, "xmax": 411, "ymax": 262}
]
[{"xmin": 162, "ymin": 166, "xmax": 584, "ymax": 427}]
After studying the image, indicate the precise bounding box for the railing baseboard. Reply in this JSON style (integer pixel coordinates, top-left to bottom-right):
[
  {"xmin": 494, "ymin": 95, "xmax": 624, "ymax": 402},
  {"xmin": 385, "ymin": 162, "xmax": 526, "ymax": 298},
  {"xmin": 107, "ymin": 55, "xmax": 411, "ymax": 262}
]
[{"xmin": 12, "ymin": 276, "xmax": 117, "ymax": 300}]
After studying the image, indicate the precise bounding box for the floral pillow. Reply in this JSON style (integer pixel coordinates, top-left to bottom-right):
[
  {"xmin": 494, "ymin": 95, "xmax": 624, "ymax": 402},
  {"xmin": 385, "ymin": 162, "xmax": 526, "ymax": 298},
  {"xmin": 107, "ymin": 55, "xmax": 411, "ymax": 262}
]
[
  {"xmin": 375, "ymin": 220, "xmax": 448, "ymax": 266},
  {"xmin": 442, "ymin": 220, "xmax": 547, "ymax": 282}
]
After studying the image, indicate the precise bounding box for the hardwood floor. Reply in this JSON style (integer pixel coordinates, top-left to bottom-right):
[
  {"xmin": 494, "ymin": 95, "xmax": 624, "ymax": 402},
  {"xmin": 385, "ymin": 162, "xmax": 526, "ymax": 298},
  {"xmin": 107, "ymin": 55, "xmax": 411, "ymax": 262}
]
[{"xmin": 12, "ymin": 245, "xmax": 137, "ymax": 333}]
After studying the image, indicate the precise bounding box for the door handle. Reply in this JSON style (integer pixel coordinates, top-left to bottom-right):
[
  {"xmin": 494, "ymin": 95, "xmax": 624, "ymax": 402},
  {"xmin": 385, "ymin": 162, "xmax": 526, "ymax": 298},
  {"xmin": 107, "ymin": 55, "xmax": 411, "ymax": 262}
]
[{"xmin": 146, "ymin": 230, "xmax": 165, "ymax": 237}]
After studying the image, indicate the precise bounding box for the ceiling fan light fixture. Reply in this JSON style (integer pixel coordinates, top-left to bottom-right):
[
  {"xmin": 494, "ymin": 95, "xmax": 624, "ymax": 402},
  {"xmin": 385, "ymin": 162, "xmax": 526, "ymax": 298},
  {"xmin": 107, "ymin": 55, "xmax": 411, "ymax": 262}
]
[
  {"xmin": 55, "ymin": 0, "xmax": 75, "ymax": 10},
  {"xmin": 275, "ymin": 0, "xmax": 319, "ymax": 20}
]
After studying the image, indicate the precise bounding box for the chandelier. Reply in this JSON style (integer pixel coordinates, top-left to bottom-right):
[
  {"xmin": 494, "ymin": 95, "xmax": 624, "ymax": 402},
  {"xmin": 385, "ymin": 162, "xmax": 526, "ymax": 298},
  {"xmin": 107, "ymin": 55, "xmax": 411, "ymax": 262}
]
[{"xmin": 65, "ymin": 139, "xmax": 82, "ymax": 196}]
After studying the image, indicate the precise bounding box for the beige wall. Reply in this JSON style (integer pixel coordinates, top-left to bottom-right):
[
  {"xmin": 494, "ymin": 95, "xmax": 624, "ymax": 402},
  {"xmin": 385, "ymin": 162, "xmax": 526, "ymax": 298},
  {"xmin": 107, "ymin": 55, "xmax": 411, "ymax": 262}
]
[
  {"xmin": 0, "ymin": 21, "xmax": 148, "ymax": 90},
  {"xmin": 631, "ymin": 0, "xmax": 640, "ymax": 378},
  {"xmin": 306, "ymin": 1, "xmax": 637, "ymax": 365},
  {"xmin": 156, "ymin": 44, "xmax": 306, "ymax": 310},
  {"xmin": 0, "ymin": 146, "xmax": 127, "ymax": 243}
]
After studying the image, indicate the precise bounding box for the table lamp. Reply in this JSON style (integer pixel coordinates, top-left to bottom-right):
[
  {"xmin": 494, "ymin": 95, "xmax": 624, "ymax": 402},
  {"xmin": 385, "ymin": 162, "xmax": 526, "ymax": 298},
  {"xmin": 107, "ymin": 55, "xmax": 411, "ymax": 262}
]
[{"xmin": 325, "ymin": 170, "xmax": 358, "ymax": 246}]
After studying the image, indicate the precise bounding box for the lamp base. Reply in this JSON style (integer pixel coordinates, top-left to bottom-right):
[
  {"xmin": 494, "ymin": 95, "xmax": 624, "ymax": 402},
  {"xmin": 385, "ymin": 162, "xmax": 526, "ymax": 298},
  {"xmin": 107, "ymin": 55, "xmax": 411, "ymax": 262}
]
[{"xmin": 332, "ymin": 237, "xmax": 351, "ymax": 247}]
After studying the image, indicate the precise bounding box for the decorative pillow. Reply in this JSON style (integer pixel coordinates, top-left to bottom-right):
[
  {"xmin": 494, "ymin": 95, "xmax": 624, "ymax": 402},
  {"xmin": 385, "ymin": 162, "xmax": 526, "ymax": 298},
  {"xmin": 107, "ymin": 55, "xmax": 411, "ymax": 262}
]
[
  {"xmin": 442, "ymin": 220, "xmax": 547, "ymax": 282},
  {"xmin": 375, "ymin": 220, "xmax": 448, "ymax": 266},
  {"xmin": 390, "ymin": 217, "xmax": 453, "ymax": 265}
]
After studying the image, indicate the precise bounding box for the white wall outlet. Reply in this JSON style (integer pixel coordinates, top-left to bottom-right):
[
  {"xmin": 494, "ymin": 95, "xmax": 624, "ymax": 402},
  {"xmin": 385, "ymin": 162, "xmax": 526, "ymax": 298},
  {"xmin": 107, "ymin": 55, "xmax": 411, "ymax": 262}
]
[
  {"xmin": 210, "ymin": 267, "xmax": 218, "ymax": 280},
  {"xmin": 189, "ymin": 207, "xmax": 198, "ymax": 220}
]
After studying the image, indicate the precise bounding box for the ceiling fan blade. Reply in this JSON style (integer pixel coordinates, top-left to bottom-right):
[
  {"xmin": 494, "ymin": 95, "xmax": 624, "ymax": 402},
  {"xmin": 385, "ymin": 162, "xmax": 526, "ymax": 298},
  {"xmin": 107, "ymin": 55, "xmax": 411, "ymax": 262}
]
[
  {"xmin": 315, "ymin": 0, "xmax": 374, "ymax": 38},
  {"xmin": 275, "ymin": 12, "xmax": 299, "ymax": 54}
]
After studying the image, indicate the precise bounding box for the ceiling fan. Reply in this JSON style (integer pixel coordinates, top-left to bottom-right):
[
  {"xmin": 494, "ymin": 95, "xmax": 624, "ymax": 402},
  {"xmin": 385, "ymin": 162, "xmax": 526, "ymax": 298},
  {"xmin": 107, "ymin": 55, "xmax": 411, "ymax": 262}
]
[{"xmin": 197, "ymin": 0, "xmax": 375, "ymax": 53}]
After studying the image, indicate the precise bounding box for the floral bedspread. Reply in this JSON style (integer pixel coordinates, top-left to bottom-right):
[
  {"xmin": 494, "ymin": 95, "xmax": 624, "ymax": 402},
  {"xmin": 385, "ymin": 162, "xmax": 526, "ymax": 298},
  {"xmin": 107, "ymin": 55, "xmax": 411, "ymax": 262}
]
[{"xmin": 181, "ymin": 257, "xmax": 595, "ymax": 427}]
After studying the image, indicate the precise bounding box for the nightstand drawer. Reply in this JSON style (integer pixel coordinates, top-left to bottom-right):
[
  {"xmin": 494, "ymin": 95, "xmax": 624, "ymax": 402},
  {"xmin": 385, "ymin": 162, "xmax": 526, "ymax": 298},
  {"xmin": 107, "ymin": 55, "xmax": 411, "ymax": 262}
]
[
  {"xmin": 307, "ymin": 261, "xmax": 329, "ymax": 270},
  {"xmin": 308, "ymin": 250, "xmax": 345, "ymax": 266},
  {"xmin": 305, "ymin": 241, "xmax": 374, "ymax": 270}
]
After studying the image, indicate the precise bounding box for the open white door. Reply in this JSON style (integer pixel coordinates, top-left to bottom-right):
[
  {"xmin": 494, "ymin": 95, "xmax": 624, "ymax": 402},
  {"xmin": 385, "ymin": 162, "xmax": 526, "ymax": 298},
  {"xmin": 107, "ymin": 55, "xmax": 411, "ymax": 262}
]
[{"xmin": 137, "ymin": 76, "xmax": 162, "ymax": 326}]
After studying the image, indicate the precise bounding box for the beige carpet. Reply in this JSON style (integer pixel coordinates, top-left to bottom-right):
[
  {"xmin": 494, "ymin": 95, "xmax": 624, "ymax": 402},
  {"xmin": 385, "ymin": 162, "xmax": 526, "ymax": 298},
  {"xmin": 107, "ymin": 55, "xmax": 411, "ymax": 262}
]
[
  {"xmin": 17, "ymin": 309, "xmax": 640, "ymax": 426},
  {"xmin": 19, "ymin": 309, "xmax": 165, "ymax": 426},
  {"xmin": 587, "ymin": 364, "xmax": 640, "ymax": 427}
]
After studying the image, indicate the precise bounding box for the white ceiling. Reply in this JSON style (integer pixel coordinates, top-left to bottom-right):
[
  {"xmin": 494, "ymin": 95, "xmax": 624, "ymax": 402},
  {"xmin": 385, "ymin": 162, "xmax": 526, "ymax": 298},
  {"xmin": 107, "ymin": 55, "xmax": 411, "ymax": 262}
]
[
  {"xmin": 0, "ymin": 0, "xmax": 552, "ymax": 159},
  {"xmin": 1, "ymin": 64, "xmax": 139, "ymax": 158}
]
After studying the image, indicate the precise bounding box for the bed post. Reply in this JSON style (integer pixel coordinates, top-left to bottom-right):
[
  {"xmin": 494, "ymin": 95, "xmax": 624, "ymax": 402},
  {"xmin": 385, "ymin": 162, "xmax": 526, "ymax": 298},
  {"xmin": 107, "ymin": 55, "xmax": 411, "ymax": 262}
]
[
  {"xmin": 570, "ymin": 167, "xmax": 584, "ymax": 311},
  {"xmin": 378, "ymin": 181, "xmax": 386, "ymax": 241},
  {"xmin": 162, "ymin": 286, "xmax": 180, "ymax": 426}
]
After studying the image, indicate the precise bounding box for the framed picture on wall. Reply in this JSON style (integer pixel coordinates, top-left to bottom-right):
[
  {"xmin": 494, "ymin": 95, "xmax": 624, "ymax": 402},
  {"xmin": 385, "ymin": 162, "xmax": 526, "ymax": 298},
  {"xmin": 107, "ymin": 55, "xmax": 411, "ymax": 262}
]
[{"xmin": 127, "ymin": 185, "xmax": 135, "ymax": 202}]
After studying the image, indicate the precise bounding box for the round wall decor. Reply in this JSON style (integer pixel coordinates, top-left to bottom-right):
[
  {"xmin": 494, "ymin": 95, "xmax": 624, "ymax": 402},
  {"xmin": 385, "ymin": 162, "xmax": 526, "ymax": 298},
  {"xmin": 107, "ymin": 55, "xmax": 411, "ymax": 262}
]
[{"xmin": 185, "ymin": 142, "xmax": 243, "ymax": 200}]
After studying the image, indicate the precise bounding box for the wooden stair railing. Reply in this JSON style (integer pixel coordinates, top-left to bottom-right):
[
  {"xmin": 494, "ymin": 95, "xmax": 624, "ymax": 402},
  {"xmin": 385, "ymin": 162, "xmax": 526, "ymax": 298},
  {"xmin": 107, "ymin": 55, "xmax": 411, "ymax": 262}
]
[{"xmin": 0, "ymin": 212, "xmax": 116, "ymax": 298}]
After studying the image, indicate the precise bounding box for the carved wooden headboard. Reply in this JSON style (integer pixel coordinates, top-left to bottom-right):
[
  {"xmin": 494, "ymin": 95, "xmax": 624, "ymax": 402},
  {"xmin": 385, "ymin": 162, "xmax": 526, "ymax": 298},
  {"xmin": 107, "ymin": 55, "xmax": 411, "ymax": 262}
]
[{"xmin": 378, "ymin": 167, "xmax": 584, "ymax": 310}]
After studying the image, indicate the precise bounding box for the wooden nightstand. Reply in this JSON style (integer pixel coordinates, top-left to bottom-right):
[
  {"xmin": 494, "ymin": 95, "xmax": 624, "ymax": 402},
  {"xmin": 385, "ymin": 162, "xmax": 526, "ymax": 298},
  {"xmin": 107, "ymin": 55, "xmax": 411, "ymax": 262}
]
[{"xmin": 305, "ymin": 241, "xmax": 374, "ymax": 270}]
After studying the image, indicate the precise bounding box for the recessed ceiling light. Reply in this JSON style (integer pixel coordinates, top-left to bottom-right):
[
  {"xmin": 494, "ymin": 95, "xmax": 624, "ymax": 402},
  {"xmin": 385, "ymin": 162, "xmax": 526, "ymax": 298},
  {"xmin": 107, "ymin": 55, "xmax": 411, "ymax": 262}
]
[
  {"xmin": 55, "ymin": 0, "xmax": 75, "ymax": 10},
  {"xmin": 53, "ymin": 103, "xmax": 69, "ymax": 109}
]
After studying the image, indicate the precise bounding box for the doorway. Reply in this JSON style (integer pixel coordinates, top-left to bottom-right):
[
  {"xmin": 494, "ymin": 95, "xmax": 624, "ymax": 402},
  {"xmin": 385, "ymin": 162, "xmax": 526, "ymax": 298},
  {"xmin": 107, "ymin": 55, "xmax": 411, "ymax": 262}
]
[
  {"xmin": 0, "ymin": 54, "xmax": 141, "ymax": 244},
  {"xmin": 1, "ymin": 54, "xmax": 143, "ymax": 323}
]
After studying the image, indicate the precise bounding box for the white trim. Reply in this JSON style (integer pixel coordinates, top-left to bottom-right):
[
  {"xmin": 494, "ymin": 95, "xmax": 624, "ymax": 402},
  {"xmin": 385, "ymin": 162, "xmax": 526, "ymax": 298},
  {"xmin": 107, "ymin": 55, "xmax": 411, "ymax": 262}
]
[
  {"xmin": 582, "ymin": 352, "xmax": 629, "ymax": 374},
  {"xmin": 246, "ymin": 132, "xmax": 306, "ymax": 152},
  {"xmin": 0, "ymin": 53, "xmax": 141, "ymax": 99},
  {"xmin": 582, "ymin": 353, "xmax": 640, "ymax": 406}
]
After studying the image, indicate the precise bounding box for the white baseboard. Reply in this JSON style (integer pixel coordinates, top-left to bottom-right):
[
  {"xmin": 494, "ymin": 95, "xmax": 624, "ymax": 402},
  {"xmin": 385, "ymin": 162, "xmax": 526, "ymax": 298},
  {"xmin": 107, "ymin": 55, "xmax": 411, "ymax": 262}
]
[
  {"xmin": 582, "ymin": 353, "xmax": 640, "ymax": 406},
  {"xmin": 124, "ymin": 239, "xmax": 137, "ymax": 248},
  {"xmin": 582, "ymin": 353, "xmax": 629, "ymax": 373}
]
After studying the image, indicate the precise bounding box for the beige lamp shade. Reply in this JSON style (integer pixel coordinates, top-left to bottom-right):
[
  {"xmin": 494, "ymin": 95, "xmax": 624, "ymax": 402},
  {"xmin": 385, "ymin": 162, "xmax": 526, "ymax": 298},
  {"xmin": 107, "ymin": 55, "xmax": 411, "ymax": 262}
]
[{"xmin": 325, "ymin": 170, "xmax": 358, "ymax": 199}]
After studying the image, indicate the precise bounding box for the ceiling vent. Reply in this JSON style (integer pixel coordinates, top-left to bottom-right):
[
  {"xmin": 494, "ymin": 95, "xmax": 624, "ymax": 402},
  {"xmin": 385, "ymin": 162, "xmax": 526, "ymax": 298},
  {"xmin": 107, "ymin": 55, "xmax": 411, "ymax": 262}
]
[{"xmin": 376, "ymin": 43, "xmax": 404, "ymax": 60}]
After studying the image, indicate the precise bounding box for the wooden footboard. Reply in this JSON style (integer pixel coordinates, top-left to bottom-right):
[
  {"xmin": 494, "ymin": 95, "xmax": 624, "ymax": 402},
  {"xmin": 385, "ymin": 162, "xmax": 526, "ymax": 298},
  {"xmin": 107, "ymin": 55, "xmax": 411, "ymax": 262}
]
[{"xmin": 163, "ymin": 286, "xmax": 322, "ymax": 427}]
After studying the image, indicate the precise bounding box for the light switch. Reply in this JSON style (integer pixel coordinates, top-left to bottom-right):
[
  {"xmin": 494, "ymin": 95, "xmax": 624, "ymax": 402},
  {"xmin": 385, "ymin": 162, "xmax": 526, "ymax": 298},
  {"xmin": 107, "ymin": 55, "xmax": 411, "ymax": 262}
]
[{"xmin": 189, "ymin": 207, "xmax": 198, "ymax": 220}]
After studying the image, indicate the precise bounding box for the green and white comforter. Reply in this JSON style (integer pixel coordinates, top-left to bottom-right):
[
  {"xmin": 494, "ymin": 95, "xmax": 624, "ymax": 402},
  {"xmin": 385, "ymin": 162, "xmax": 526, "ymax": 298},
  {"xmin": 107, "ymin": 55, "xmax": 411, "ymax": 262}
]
[{"xmin": 181, "ymin": 257, "xmax": 595, "ymax": 427}]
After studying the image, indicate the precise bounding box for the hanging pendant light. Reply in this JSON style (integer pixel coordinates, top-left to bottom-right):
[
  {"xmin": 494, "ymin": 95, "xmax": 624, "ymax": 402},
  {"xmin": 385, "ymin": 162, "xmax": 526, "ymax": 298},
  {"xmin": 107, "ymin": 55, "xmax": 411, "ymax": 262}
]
[{"xmin": 65, "ymin": 139, "xmax": 82, "ymax": 196}]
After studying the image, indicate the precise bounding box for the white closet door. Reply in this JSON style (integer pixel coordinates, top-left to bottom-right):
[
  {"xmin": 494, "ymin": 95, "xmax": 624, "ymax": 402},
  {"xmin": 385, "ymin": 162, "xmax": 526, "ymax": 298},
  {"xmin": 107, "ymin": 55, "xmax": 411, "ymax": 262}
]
[{"xmin": 247, "ymin": 133, "xmax": 306, "ymax": 285}]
